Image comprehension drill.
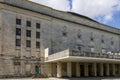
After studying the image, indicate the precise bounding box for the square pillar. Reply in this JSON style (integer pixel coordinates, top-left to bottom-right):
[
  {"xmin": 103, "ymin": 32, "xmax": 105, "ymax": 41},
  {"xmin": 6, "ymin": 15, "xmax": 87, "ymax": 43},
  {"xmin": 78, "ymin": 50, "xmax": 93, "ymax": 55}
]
[
  {"xmin": 76, "ymin": 62, "xmax": 80, "ymax": 77},
  {"xmin": 106, "ymin": 63, "xmax": 110, "ymax": 76},
  {"xmin": 93, "ymin": 63, "xmax": 97, "ymax": 76},
  {"xmin": 57, "ymin": 62, "xmax": 62, "ymax": 78},
  {"xmin": 100, "ymin": 63, "xmax": 103, "ymax": 76},
  {"xmin": 67, "ymin": 62, "xmax": 72, "ymax": 77},
  {"xmin": 112, "ymin": 64, "xmax": 115, "ymax": 76},
  {"xmin": 84, "ymin": 63, "xmax": 88, "ymax": 77}
]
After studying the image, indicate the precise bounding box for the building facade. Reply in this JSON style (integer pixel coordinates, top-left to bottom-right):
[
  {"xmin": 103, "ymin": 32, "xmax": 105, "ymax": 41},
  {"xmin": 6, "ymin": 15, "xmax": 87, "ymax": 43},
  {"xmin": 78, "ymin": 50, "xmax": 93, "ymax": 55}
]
[{"xmin": 0, "ymin": 0, "xmax": 120, "ymax": 78}]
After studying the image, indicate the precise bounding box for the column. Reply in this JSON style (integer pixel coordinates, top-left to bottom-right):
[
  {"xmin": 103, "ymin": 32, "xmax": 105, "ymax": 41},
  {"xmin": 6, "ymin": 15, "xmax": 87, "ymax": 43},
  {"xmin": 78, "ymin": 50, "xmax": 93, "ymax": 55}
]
[
  {"xmin": 57, "ymin": 62, "xmax": 62, "ymax": 78},
  {"xmin": 112, "ymin": 64, "xmax": 115, "ymax": 76},
  {"xmin": 67, "ymin": 62, "xmax": 72, "ymax": 77},
  {"xmin": 100, "ymin": 63, "xmax": 103, "ymax": 76},
  {"xmin": 76, "ymin": 62, "xmax": 80, "ymax": 77},
  {"xmin": 93, "ymin": 63, "xmax": 97, "ymax": 76},
  {"xmin": 106, "ymin": 63, "xmax": 110, "ymax": 76},
  {"xmin": 84, "ymin": 63, "xmax": 88, "ymax": 77}
]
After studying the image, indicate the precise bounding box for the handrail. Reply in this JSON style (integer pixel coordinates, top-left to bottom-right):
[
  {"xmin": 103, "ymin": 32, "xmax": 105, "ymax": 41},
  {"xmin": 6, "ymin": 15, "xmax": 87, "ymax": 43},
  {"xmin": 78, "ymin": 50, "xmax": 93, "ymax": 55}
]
[{"xmin": 45, "ymin": 49, "xmax": 120, "ymax": 61}]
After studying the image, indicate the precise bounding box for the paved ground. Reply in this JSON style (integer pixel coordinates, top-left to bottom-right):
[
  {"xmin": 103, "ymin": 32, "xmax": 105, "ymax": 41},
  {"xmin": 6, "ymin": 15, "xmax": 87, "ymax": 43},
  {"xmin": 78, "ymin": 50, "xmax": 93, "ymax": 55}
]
[{"xmin": 0, "ymin": 77, "xmax": 120, "ymax": 80}]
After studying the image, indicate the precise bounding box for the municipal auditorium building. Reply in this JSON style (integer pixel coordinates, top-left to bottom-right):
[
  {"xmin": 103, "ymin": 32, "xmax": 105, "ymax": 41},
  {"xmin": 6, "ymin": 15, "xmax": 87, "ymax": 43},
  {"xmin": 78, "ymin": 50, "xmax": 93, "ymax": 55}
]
[{"xmin": 0, "ymin": 0, "xmax": 120, "ymax": 78}]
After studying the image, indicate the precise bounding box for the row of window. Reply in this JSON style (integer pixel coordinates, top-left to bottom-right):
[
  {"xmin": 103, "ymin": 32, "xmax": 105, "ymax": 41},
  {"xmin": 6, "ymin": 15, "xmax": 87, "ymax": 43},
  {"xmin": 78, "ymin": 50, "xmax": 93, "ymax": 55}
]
[
  {"xmin": 16, "ymin": 28, "xmax": 40, "ymax": 38},
  {"xmin": 63, "ymin": 32, "xmax": 114, "ymax": 45},
  {"xmin": 16, "ymin": 18, "xmax": 40, "ymax": 29},
  {"xmin": 16, "ymin": 18, "xmax": 40, "ymax": 49},
  {"xmin": 16, "ymin": 39, "xmax": 40, "ymax": 48}
]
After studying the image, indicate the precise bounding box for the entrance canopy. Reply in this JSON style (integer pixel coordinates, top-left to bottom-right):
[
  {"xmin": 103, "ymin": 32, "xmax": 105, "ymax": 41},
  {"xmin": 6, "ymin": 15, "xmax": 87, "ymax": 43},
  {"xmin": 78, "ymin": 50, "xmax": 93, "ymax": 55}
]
[{"xmin": 45, "ymin": 49, "xmax": 120, "ymax": 63}]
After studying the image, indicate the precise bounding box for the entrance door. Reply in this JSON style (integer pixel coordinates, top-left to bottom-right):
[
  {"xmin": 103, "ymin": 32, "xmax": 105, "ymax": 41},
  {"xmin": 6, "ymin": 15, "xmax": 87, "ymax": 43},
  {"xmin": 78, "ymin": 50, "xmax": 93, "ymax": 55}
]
[
  {"xmin": 88, "ymin": 64, "xmax": 92, "ymax": 76},
  {"xmin": 72, "ymin": 63, "xmax": 76, "ymax": 77},
  {"xmin": 80, "ymin": 64, "xmax": 84, "ymax": 77}
]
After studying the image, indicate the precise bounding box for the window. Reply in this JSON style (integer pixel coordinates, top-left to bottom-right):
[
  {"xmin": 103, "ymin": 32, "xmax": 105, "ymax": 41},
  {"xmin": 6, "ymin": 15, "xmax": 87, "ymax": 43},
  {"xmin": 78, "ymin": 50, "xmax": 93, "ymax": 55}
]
[
  {"xmin": 111, "ymin": 41, "xmax": 114, "ymax": 45},
  {"xmin": 26, "ymin": 40, "xmax": 31, "ymax": 48},
  {"xmin": 36, "ymin": 32, "xmax": 40, "ymax": 38},
  {"xmin": 78, "ymin": 35, "xmax": 81, "ymax": 39},
  {"xmin": 77, "ymin": 45, "xmax": 82, "ymax": 50},
  {"xmin": 36, "ymin": 41, "xmax": 40, "ymax": 48},
  {"xmin": 26, "ymin": 21, "xmax": 31, "ymax": 27},
  {"xmin": 101, "ymin": 35, "xmax": 104, "ymax": 43},
  {"xmin": 90, "ymin": 37, "xmax": 94, "ymax": 41},
  {"xmin": 16, "ymin": 18, "xmax": 21, "ymax": 25},
  {"xmin": 63, "ymin": 32, "xmax": 67, "ymax": 37},
  {"xmin": 101, "ymin": 39, "xmax": 104, "ymax": 43},
  {"xmin": 26, "ymin": 30, "xmax": 31, "ymax": 37},
  {"xmin": 91, "ymin": 47, "xmax": 94, "ymax": 52},
  {"xmin": 111, "ymin": 37, "xmax": 114, "ymax": 45},
  {"xmin": 36, "ymin": 23, "xmax": 40, "ymax": 29},
  {"xmin": 90, "ymin": 32, "xmax": 94, "ymax": 41},
  {"xmin": 102, "ymin": 48, "xmax": 106, "ymax": 53},
  {"xmin": 16, "ymin": 39, "xmax": 21, "ymax": 46},
  {"xmin": 16, "ymin": 28, "xmax": 21, "ymax": 36}
]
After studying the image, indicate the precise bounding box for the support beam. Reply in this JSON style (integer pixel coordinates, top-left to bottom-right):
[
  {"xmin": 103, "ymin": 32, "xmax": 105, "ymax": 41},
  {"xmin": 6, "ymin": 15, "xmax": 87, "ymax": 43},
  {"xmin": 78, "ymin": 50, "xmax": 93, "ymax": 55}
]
[
  {"xmin": 84, "ymin": 63, "xmax": 88, "ymax": 77},
  {"xmin": 76, "ymin": 62, "xmax": 80, "ymax": 77},
  {"xmin": 67, "ymin": 62, "xmax": 72, "ymax": 77},
  {"xmin": 106, "ymin": 63, "xmax": 110, "ymax": 76},
  {"xmin": 93, "ymin": 63, "xmax": 97, "ymax": 76},
  {"xmin": 112, "ymin": 64, "xmax": 115, "ymax": 76},
  {"xmin": 57, "ymin": 62, "xmax": 62, "ymax": 77}
]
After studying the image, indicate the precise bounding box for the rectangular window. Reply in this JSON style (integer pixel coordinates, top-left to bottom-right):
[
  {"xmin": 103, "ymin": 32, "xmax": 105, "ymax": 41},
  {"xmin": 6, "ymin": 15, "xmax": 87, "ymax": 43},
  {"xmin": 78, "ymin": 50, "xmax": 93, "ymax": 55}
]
[
  {"xmin": 26, "ymin": 21, "xmax": 31, "ymax": 27},
  {"xmin": 16, "ymin": 28, "xmax": 21, "ymax": 36},
  {"xmin": 36, "ymin": 23, "xmax": 40, "ymax": 29},
  {"xmin": 91, "ymin": 47, "xmax": 94, "ymax": 52},
  {"xmin": 36, "ymin": 41, "xmax": 40, "ymax": 48},
  {"xmin": 26, "ymin": 40, "xmax": 31, "ymax": 48},
  {"xmin": 101, "ymin": 39, "xmax": 104, "ymax": 43},
  {"xmin": 16, "ymin": 39, "xmax": 21, "ymax": 46},
  {"xmin": 26, "ymin": 30, "xmax": 31, "ymax": 37},
  {"xmin": 16, "ymin": 18, "xmax": 21, "ymax": 25},
  {"xmin": 102, "ymin": 48, "xmax": 106, "ymax": 53},
  {"xmin": 36, "ymin": 32, "xmax": 40, "ymax": 38}
]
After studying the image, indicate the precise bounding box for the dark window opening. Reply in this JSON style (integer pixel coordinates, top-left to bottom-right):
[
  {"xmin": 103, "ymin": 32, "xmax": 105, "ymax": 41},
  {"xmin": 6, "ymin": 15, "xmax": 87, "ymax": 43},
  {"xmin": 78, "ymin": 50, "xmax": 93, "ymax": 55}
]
[
  {"xmin": 36, "ymin": 32, "xmax": 40, "ymax": 38},
  {"xmin": 26, "ymin": 21, "xmax": 31, "ymax": 27},
  {"xmin": 36, "ymin": 42, "xmax": 40, "ymax": 48},
  {"xmin": 78, "ymin": 46, "xmax": 81, "ymax": 50},
  {"xmin": 16, "ymin": 39, "xmax": 21, "ymax": 46},
  {"xmin": 26, "ymin": 30, "xmax": 31, "ymax": 37},
  {"xmin": 91, "ymin": 37, "xmax": 94, "ymax": 41},
  {"xmin": 36, "ymin": 23, "xmax": 40, "ymax": 29},
  {"xmin": 101, "ymin": 39, "xmax": 104, "ymax": 43},
  {"xmin": 16, "ymin": 28, "xmax": 21, "ymax": 36},
  {"xmin": 111, "ymin": 41, "xmax": 114, "ymax": 45},
  {"xmin": 16, "ymin": 18, "xmax": 21, "ymax": 25},
  {"xmin": 63, "ymin": 32, "xmax": 67, "ymax": 37},
  {"xmin": 26, "ymin": 40, "xmax": 31, "ymax": 48},
  {"xmin": 78, "ymin": 35, "xmax": 81, "ymax": 39}
]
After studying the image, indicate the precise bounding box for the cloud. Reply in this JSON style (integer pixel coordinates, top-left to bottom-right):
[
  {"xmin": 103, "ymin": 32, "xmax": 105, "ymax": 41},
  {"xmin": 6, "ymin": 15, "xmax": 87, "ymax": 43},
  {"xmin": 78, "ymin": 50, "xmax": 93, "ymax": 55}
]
[
  {"xmin": 72, "ymin": 0, "xmax": 120, "ymax": 20},
  {"xmin": 29, "ymin": 0, "xmax": 120, "ymax": 22}
]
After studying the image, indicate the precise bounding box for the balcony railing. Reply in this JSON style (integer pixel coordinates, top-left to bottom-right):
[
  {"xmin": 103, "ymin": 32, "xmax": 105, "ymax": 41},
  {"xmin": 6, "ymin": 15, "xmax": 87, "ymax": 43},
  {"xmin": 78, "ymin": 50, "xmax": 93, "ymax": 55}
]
[
  {"xmin": 70, "ymin": 50, "xmax": 120, "ymax": 59},
  {"xmin": 45, "ymin": 49, "xmax": 120, "ymax": 61}
]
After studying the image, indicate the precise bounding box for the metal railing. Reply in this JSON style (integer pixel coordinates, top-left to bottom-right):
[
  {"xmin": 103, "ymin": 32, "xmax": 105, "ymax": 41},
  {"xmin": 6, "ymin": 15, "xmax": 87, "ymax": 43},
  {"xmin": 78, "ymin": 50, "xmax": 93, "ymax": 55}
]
[
  {"xmin": 45, "ymin": 49, "xmax": 120, "ymax": 61},
  {"xmin": 70, "ymin": 49, "xmax": 120, "ymax": 59}
]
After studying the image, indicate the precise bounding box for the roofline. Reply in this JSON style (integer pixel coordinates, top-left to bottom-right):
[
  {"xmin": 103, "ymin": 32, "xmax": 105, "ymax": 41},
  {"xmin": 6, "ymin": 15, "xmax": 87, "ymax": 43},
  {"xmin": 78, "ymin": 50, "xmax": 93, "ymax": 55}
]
[{"xmin": 0, "ymin": 0, "xmax": 120, "ymax": 34}]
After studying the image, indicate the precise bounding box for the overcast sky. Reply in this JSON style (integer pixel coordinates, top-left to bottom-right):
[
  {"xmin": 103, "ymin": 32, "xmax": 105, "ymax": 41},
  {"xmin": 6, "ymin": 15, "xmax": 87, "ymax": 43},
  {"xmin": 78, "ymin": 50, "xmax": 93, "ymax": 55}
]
[{"xmin": 29, "ymin": 0, "xmax": 120, "ymax": 28}]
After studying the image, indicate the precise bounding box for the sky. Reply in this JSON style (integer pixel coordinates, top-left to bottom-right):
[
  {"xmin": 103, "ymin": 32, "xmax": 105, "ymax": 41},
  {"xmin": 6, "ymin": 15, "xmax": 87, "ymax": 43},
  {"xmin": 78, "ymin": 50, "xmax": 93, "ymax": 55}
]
[{"xmin": 29, "ymin": 0, "xmax": 120, "ymax": 28}]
